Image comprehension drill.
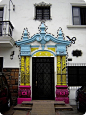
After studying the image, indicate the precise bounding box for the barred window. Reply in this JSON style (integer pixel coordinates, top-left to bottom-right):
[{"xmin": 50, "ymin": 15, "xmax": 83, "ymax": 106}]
[
  {"xmin": 68, "ymin": 66, "xmax": 86, "ymax": 86},
  {"xmin": 35, "ymin": 6, "xmax": 50, "ymax": 20}
]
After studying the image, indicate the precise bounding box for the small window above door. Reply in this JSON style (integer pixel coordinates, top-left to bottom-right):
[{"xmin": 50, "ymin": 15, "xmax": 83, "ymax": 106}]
[{"xmin": 34, "ymin": 2, "xmax": 52, "ymax": 20}]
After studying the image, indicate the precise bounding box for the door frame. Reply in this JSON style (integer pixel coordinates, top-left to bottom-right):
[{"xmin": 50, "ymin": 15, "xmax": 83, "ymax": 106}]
[{"xmin": 31, "ymin": 57, "xmax": 56, "ymax": 100}]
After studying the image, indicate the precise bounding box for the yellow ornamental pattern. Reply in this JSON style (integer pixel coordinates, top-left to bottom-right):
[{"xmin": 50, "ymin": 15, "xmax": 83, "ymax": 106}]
[
  {"xmin": 31, "ymin": 48, "xmax": 39, "ymax": 52},
  {"xmin": 62, "ymin": 56, "xmax": 66, "ymax": 85},
  {"xmin": 25, "ymin": 56, "xmax": 30, "ymax": 85},
  {"xmin": 48, "ymin": 48, "xmax": 55, "ymax": 52},
  {"xmin": 57, "ymin": 56, "xmax": 61, "ymax": 85},
  {"xmin": 21, "ymin": 56, "xmax": 25, "ymax": 85},
  {"xmin": 33, "ymin": 51, "xmax": 53, "ymax": 57},
  {"xmin": 20, "ymin": 56, "xmax": 30, "ymax": 86}
]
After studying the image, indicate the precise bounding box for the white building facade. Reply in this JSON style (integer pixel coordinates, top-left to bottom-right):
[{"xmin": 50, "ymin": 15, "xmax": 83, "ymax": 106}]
[{"xmin": 0, "ymin": 0, "xmax": 86, "ymax": 104}]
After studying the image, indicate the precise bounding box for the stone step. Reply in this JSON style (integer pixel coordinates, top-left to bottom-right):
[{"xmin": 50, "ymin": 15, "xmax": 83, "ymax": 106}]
[
  {"xmin": 54, "ymin": 101, "xmax": 65, "ymax": 107},
  {"xmin": 54, "ymin": 101, "xmax": 65, "ymax": 105},
  {"xmin": 55, "ymin": 104, "xmax": 73, "ymax": 111},
  {"xmin": 22, "ymin": 101, "xmax": 33, "ymax": 105},
  {"xmin": 55, "ymin": 105, "xmax": 84, "ymax": 115},
  {"xmin": 13, "ymin": 110, "xmax": 30, "ymax": 115},
  {"xmin": 21, "ymin": 101, "xmax": 33, "ymax": 107},
  {"xmin": 13, "ymin": 104, "xmax": 32, "ymax": 110}
]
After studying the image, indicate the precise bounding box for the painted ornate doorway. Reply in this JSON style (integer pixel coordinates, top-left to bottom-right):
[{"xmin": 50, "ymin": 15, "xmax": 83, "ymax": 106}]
[
  {"xmin": 16, "ymin": 22, "xmax": 71, "ymax": 104},
  {"xmin": 32, "ymin": 57, "xmax": 54, "ymax": 100}
]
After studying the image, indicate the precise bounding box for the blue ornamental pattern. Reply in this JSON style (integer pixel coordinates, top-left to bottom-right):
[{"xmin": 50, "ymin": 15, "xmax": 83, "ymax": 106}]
[{"xmin": 16, "ymin": 22, "xmax": 71, "ymax": 56}]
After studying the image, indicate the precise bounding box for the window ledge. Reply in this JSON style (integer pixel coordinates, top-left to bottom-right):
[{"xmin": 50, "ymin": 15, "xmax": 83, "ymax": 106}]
[
  {"xmin": 70, "ymin": 3, "xmax": 86, "ymax": 6},
  {"xmin": 33, "ymin": 17, "xmax": 52, "ymax": 21},
  {"xmin": 67, "ymin": 25, "xmax": 86, "ymax": 28}
]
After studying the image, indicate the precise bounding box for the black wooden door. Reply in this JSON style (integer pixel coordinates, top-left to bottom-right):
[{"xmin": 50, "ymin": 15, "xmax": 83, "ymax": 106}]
[{"xmin": 32, "ymin": 57, "xmax": 54, "ymax": 100}]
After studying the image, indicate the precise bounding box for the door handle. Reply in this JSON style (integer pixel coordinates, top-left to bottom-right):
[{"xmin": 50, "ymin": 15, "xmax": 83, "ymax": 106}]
[{"xmin": 36, "ymin": 81, "xmax": 37, "ymax": 86}]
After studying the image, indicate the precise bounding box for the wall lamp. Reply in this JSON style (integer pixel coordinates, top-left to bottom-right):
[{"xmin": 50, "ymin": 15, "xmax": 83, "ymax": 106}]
[
  {"xmin": 9, "ymin": 0, "xmax": 15, "ymax": 21},
  {"xmin": 10, "ymin": 51, "xmax": 15, "ymax": 60}
]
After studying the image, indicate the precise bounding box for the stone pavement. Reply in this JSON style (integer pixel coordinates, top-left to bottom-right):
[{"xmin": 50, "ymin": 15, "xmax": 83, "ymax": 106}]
[
  {"xmin": 2, "ymin": 100, "xmax": 84, "ymax": 115},
  {"xmin": 2, "ymin": 106, "xmax": 15, "ymax": 115},
  {"xmin": 56, "ymin": 105, "xmax": 84, "ymax": 115},
  {"xmin": 12, "ymin": 110, "xmax": 30, "ymax": 115},
  {"xmin": 31, "ymin": 100, "xmax": 55, "ymax": 115}
]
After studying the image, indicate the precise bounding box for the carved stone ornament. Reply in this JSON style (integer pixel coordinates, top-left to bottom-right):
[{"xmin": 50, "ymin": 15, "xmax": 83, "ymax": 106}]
[{"xmin": 34, "ymin": 2, "xmax": 52, "ymax": 7}]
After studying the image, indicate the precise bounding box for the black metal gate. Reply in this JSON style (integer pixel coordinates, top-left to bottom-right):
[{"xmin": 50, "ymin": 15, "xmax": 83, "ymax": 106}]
[{"xmin": 32, "ymin": 57, "xmax": 54, "ymax": 100}]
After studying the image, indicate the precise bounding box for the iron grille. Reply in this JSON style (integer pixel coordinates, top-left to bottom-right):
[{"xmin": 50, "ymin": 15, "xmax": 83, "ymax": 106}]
[
  {"xmin": 36, "ymin": 6, "xmax": 50, "ymax": 20},
  {"xmin": 32, "ymin": 57, "xmax": 54, "ymax": 100},
  {"xmin": 68, "ymin": 65, "xmax": 86, "ymax": 86}
]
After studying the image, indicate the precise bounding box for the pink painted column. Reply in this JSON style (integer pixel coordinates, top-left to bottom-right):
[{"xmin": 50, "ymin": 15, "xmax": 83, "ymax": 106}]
[
  {"xmin": 55, "ymin": 85, "xmax": 69, "ymax": 104},
  {"xmin": 17, "ymin": 86, "xmax": 31, "ymax": 104}
]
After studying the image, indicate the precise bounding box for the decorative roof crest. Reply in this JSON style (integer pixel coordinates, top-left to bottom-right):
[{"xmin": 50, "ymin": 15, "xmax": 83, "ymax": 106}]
[
  {"xmin": 22, "ymin": 28, "xmax": 30, "ymax": 40},
  {"xmin": 38, "ymin": 22, "xmax": 47, "ymax": 34}
]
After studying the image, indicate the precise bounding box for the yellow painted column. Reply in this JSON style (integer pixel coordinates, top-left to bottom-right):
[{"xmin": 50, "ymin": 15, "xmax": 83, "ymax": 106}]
[
  {"xmin": 62, "ymin": 56, "xmax": 66, "ymax": 85},
  {"xmin": 57, "ymin": 56, "xmax": 61, "ymax": 85},
  {"xmin": 25, "ymin": 56, "xmax": 30, "ymax": 85},
  {"xmin": 21, "ymin": 56, "xmax": 25, "ymax": 85}
]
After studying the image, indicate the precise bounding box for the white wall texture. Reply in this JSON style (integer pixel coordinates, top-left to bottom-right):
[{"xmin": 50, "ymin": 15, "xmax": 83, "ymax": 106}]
[
  {"xmin": 0, "ymin": 0, "xmax": 86, "ymax": 101},
  {"xmin": 0, "ymin": 0, "xmax": 86, "ymax": 67}
]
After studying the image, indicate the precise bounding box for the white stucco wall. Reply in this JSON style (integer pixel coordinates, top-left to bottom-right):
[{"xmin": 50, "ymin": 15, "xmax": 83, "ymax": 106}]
[
  {"xmin": 0, "ymin": 46, "xmax": 19, "ymax": 68},
  {"xmin": 0, "ymin": 0, "xmax": 86, "ymax": 101},
  {"xmin": 0, "ymin": 0, "xmax": 86, "ymax": 67}
]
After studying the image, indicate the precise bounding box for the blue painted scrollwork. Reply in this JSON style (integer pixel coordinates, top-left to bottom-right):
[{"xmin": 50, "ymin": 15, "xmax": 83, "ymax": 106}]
[{"xmin": 16, "ymin": 22, "xmax": 71, "ymax": 56}]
